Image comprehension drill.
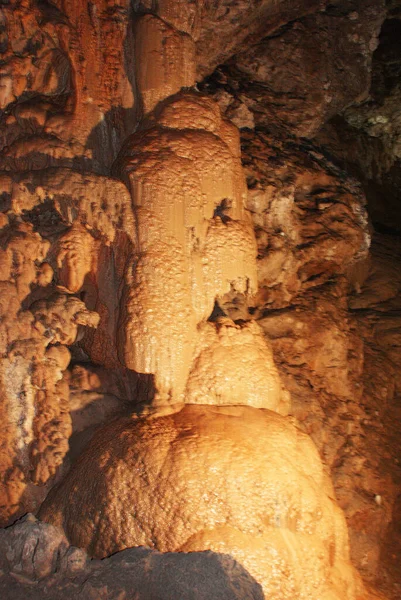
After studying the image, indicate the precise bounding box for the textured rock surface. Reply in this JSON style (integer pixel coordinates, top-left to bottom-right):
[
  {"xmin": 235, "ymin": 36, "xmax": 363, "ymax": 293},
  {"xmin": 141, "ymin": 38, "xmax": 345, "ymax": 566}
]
[
  {"xmin": 117, "ymin": 92, "xmax": 257, "ymax": 403},
  {"xmin": 0, "ymin": 168, "xmax": 136, "ymax": 525},
  {"xmin": 237, "ymin": 126, "xmax": 401, "ymax": 596},
  {"xmin": 0, "ymin": 1, "xmax": 401, "ymax": 599},
  {"xmin": 186, "ymin": 319, "xmax": 290, "ymax": 412},
  {"xmin": 314, "ymin": 12, "xmax": 401, "ymax": 235},
  {"xmin": 344, "ymin": 234, "xmax": 401, "ymax": 592},
  {"xmin": 0, "ymin": 0, "xmax": 136, "ymax": 173},
  {"xmin": 241, "ymin": 130, "xmax": 370, "ymax": 310},
  {"xmin": 40, "ymin": 404, "xmax": 371, "ymax": 600},
  {"xmin": 0, "ymin": 514, "xmax": 264, "ymax": 600},
  {"xmin": 134, "ymin": 13, "xmax": 196, "ymax": 114},
  {"xmin": 200, "ymin": 1, "xmax": 385, "ymax": 136}
]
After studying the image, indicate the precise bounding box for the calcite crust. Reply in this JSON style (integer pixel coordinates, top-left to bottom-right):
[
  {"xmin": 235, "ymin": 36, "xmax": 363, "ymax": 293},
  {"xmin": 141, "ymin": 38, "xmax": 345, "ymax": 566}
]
[
  {"xmin": 186, "ymin": 320, "xmax": 290, "ymax": 412},
  {"xmin": 119, "ymin": 93, "xmax": 257, "ymax": 402},
  {"xmin": 40, "ymin": 404, "xmax": 369, "ymax": 600},
  {"xmin": 0, "ymin": 1, "xmax": 398, "ymax": 598}
]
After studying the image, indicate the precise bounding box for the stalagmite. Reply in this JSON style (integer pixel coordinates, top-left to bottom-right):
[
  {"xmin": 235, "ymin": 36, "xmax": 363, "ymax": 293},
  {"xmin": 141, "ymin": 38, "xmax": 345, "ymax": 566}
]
[
  {"xmin": 117, "ymin": 92, "xmax": 258, "ymax": 403},
  {"xmin": 186, "ymin": 319, "xmax": 290, "ymax": 412},
  {"xmin": 39, "ymin": 6, "xmax": 379, "ymax": 599},
  {"xmin": 40, "ymin": 405, "xmax": 371, "ymax": 600},
  {"xmin": 0, "ymin": 1, "xmax": 400, "ymax": 599}
]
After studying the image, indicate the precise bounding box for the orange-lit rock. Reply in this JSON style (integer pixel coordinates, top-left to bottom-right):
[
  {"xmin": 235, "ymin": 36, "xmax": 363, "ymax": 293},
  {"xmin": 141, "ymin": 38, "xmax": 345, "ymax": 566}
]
[
  {"xmin": 259, "ymin": 294, "xmax": 364, "ymax": 402},
  {"xmin": 0, "ymin": 168, "xmax": 136, "ymax": 524},
  {"xmin": 0, "ymin": 284, "xmax": 99, "ymax": 523},
  {"xmin": 0, "ymin": 2, "xmax": 400, "ymax": 598},
  {"xmin": 0, "ymin": 0, "xmax": 135, "ymax": 172},
  {"xmin": 201, "ymin": 1, "xmax": 385, "ymax": 136},
  {"xmin": 117, "ymin": 93, "xmax": 257, "ymax": 403},
  {"xmin": 54, "ymin": 224, "xmax": 95, "ymax": 294},
  {"xmin": 6, "ymin": 167, "xmax": 136, "ymax": 368},
  {"xmin": 186, "ymin": 319, "xmax": 290, "ymax": 412},
  {"xmin": 40, "ymin": 404, "xmax": 373, "ymax": 599},
  {"xmin": 135, "ymin": 14, "xmax": 196, "ymax": 114}
]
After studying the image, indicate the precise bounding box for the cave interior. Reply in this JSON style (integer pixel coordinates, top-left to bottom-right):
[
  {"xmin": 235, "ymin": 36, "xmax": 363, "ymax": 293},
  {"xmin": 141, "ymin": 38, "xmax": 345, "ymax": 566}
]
[{"xmin": 0, "ymin": 1, "xmax": 401, "ymax": 599}]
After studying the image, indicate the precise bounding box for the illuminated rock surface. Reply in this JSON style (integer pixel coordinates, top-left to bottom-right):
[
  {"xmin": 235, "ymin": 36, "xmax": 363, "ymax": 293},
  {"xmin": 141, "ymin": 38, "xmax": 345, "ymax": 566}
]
[
  {"xmin": 40, "ymin": 404, "xmax": 371, "ymax": 600},
  {"xmin": 0, "ymin": 514, "xmax": 264, "ymax": 600},
  {"xmin": 0, "ymin": 1, "xmax": 400, "ymax": 599},
  {"xmin": 0, "ymin": 169, "xmax": 135, "ymax": 525},
  {"xmin": 186, "ymin": 319, "xmax": 290, "ymax": 412},
  {"xmin": 117, "ymin": 92, "xmax": 257, "ymax": 403}
]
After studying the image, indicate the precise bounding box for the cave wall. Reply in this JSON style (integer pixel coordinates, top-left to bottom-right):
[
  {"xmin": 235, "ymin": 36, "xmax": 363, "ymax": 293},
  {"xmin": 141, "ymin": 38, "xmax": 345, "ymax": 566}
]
[{"xmin": 0, "ymin": 1, "xmax": 400, "ymax": 599}]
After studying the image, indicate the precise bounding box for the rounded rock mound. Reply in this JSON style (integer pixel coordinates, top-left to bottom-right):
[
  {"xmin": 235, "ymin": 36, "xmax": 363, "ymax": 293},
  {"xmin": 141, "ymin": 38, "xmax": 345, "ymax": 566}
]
[{"xmin": 40, "ymin": 404, "xmax": 370, "ymax": 600}]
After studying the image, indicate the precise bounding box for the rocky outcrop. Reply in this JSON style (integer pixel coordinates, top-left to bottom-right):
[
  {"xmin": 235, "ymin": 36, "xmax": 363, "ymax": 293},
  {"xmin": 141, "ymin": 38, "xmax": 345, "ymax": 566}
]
[
  {"xmin": 39, "ymin": 404, "xmax": 371, "ymax": 600},
  {"xmin": 1, "ymin": 1, "xmax": 401, "ymax": 599},
  {"xmin": 314, "ymin": 12, "xmax": 401, "ymax": 235},
  {"xmin": 200, "ymin": 1, "xmax": 385, "ymax": 135},
  {"xmin": 0, "ymin": 514, "xmax": 264, "ymax": 600},
  {"xmin": 0, "ymin": 169, "xmax": 136, "ymax": 525}
]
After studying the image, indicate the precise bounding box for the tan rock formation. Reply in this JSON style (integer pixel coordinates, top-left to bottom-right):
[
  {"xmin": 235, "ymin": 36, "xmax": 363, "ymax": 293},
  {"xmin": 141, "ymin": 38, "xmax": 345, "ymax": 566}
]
[
  {"xmin": 0, "ymin": 288, "xmax": 96, "ymax": 523},
  {"xmin": 0, "ymin": 2, "xmax": 400, "ymax": 599},
  {"xmin": 259, "ymin": 294, "xmax": 364, "ymax": 403},
  {"xmin": 7, "ymin": 168, "xmax": 136, "ymax": 367},
  {"xmin": 135, "ymin": 14, "xmax": 196, "ymax": 114},
  {"xmin": 0, "ymin": 514, "xmax": 264, "ymax": 600},
  {"xmin": 40, "ymin": 404, "xmax": 371, "ymax": 600},
  {"xmin": 0, "ymin": 0, "xmax": 135, "ymax": 172},
  {"xmin": 0, "ymin": 168, "xmax": 136, "ymax": 525},
  {"xmin": 54, "ymin": 224, "xmax": 95, "ymax": 294},
  {"xmin": 117, "ymin": 93, "xmax": 257, "ymax": 403},
  {"xmin": 186, "ymin": 319, "xmax": 290, "ymax": 412}
]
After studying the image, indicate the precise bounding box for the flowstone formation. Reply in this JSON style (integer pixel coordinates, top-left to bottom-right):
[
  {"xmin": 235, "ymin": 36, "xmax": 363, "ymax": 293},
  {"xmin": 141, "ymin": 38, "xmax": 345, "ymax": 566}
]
[
  {"xmin": 0, "ymin": 514, "xmax": 264, "ymax": 600},
  {"xmin": 1, "ymin": 1, "xmax": 401, "ymax": 599},
  {"xmin": 117, "ymin": 92, "xmax": 258, "ymax": 404},
  {"xmin": 0, "ymin": 168, "xmax": 136, "ymax": 526},
  {"xmin": 40, "ymin": 404, "xmax": 369, "ymax": 600}
]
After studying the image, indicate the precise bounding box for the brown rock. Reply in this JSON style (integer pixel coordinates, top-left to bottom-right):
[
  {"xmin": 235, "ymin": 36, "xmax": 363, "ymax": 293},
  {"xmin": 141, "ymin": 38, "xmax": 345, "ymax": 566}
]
[
  {"xmin": 40, "ymin": 404, "xmax": 371, "ymax": 599},
  {"xmin": 0, "ymin": 514, "xmax": 264, "ymax": 600},
  {"xmin": 259, "ymin": 291, "xmax": 364, "ymax": 402},
  {"xmin": 7, "ymin": 167, "xmax": 136, "ymax": 368},
  {"xmin": 0, "ymin": 0, "xmax": 135, "ymax": 173},
  {"xmin": 202, "ymin": 1, "xmax": 385, "ymax": 136},
  {"xmin": 196, "ymin": 0, "xmax": 329, "ymax": 79},
  {"xmin": 117, "ymin": 93, "xmax": 257, "ymax": 403},
  {"xmin": 0, "ymin": 167, "xmax": 136, "ymax": 524},
  {"xmin": 242, "ymin": 130, "xmax": 370, "ymax": 309},
  {"xmin": 186, "ymin": 320, "xmax": 290, "ymax": 412},
  {"xmin": 54, "ymin": 224, "xmax": 95, "ymax": 294},
  {"xmin": 0, "ymin": 2, "xmax": 400, "ymax": 599}
]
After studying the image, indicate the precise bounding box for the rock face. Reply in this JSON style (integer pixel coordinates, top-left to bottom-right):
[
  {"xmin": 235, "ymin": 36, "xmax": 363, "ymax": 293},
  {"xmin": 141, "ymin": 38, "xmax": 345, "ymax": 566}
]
[
  {"xmin": 186, "ymin": 320, "xmax": 289, "ymax": 411},
  {"xmin": 200, "ymin": 1, "xmax": 385, "ymax": 136},
  {"xmin": 0, "ymin": 514, "xmax": 264, "ymax": 600},
  {"xmin": 40, "ymin": 404, "xmax": 368, "ymax": 600},
  {"xmin": 241, "ymin": 130, "xmax": 370, "ymax": 310},
  {"xmin": 1, "ymin": 1, "xmax": 401, "ymax": 600},
  {"xmin": 0, "ymin": 168, "xmax": 136, "ymax": 525},
  {"xmin": 117, "ymin": 92, "xmax": 257, "ymax": 403},
  {"xmin": 0, "ymin": 0, "xmax": 136, "ymax": 173}
]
